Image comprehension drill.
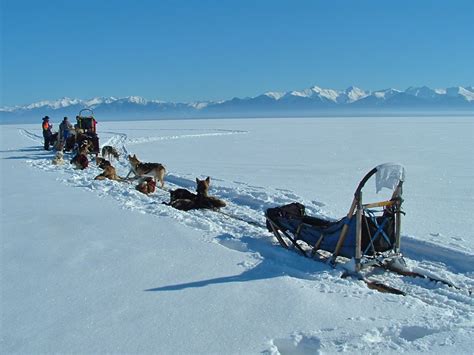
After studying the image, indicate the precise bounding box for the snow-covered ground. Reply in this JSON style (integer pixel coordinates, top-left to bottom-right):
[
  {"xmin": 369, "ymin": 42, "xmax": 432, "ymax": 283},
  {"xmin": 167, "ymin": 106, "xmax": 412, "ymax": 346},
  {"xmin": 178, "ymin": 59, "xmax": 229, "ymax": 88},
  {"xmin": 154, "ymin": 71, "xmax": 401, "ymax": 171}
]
[{"xmin": 1, "ymin": 116, "xmax": 473, "ymax": 354}]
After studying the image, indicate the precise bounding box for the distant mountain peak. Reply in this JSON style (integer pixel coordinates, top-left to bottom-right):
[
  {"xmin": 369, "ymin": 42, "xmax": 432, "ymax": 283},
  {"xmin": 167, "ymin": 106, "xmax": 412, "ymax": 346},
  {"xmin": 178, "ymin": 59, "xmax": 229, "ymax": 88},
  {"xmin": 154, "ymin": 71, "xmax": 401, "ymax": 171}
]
[
  {"xmin": 373, "ymin": 88, "xmax": 401, "ymax": 99},
  {"xmin": 405, "ymin": 86, "xmax": 441, "ymax": 99},
  {"xmin": 342, "ymin": 86, "xmax": 368, "ymax": 102},
  {"xmin": 1, "ymin": 85, "xmax": 472, "ymax": 121},
  {"xmin": 263, "ymin": 91, "xmax": 285, "ymax": 100}
]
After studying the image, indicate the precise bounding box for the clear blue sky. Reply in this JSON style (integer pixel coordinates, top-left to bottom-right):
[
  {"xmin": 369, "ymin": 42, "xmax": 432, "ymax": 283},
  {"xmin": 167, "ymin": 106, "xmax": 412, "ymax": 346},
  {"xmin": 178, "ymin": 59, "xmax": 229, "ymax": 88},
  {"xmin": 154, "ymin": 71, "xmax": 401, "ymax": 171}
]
[{"xmin": 1, "ymin": 0, "xmax": 473, "ymax": 106}]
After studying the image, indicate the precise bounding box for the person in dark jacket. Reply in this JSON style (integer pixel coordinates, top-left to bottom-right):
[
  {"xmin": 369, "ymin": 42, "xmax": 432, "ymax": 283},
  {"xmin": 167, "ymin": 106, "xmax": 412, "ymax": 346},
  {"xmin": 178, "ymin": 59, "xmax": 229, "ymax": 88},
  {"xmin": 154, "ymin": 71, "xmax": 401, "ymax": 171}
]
[
  {"xmin": 42, "ymin": 116, "xmax": 53, "ymax": 150},
  {"xmin": 59, "ymin": 116, "xmax": 73, "ymax": 145}
]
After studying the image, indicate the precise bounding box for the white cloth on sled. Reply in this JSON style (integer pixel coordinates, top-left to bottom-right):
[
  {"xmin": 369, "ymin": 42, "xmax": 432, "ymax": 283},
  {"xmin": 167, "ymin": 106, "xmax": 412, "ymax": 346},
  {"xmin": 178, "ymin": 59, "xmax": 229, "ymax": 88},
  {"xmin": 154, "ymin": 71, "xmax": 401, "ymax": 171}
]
[{"xmin": 375, "ymin": 163, "xmax": 406, "ymax": 193}]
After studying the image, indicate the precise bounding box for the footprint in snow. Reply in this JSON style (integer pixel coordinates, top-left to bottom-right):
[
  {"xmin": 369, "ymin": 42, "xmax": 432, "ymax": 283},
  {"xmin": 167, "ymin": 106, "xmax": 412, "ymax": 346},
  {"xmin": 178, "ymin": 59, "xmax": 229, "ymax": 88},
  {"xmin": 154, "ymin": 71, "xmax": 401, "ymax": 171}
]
[
  {"xmin": 265, "ymin": 333, "xmax": 322, "ymax": 355},
  {"xmin": 398, "ymin": 325, "xmax": 439, "ymax": 342}
]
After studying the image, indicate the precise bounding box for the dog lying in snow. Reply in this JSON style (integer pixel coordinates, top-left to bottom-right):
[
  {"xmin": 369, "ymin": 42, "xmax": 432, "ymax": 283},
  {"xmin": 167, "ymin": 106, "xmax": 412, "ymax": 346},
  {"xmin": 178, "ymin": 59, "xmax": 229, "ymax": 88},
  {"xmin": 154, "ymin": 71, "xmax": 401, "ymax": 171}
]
[
  {"xmin": 94, "ymin": 158, "xmax": 121, "ymax": 181},
  {"xmin": 166, "ymin": 177, "xmax": 226, "ymax": 211}
]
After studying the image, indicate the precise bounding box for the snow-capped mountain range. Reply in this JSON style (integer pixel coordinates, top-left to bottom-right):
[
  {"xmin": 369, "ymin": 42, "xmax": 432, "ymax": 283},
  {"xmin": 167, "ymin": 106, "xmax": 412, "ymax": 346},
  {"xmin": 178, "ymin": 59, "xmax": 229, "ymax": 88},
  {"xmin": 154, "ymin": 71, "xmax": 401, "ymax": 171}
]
[{"xmin": 1, "ymin": 85, "xmax": 473, "ymax": 122}]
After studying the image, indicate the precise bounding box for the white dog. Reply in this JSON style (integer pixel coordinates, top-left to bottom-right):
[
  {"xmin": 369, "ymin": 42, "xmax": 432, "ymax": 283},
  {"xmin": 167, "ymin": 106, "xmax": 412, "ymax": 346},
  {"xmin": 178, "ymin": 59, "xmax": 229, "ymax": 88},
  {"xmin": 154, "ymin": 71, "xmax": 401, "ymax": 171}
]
[{"xmin": 52, "ymin": 151, "xmax": 65, "ymax": 165}]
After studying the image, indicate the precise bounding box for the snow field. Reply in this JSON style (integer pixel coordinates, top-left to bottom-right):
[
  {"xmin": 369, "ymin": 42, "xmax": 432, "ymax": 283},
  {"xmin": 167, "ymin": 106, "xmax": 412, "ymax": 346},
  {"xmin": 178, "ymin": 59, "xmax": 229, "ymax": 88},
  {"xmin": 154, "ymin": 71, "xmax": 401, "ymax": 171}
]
[{"xmin": 1, "ymin": 117, "xmax": 473, "ymax": 354}]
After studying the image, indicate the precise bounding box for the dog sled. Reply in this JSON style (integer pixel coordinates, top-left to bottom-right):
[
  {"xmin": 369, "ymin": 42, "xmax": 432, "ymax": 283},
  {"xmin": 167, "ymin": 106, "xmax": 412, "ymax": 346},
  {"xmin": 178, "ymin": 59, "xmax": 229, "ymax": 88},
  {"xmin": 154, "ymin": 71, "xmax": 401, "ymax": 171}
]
[
  {"xmin": 266, "ymin": 163, "xmax": 405, "ymax": 272},
  {"xmin": 67, "ymin": 109, "xmax": 100, "ymax": 155}
]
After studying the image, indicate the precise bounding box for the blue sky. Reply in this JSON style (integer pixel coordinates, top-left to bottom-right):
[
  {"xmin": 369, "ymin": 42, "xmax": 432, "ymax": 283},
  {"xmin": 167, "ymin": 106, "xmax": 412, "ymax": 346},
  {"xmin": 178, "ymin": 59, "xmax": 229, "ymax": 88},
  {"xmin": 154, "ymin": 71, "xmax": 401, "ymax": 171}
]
[{"xmin": 1, "ymin": 0, "xmax": 473, "ymax": 106}]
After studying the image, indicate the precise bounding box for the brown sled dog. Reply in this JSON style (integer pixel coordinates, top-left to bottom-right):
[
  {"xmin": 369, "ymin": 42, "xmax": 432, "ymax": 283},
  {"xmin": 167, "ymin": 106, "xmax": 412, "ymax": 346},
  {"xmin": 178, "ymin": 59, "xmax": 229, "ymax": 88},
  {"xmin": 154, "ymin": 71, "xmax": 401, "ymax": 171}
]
[
  {"xmin": 94, "ymin": 158, "xmax": 121, "ymax": 181},
  {"xmin": 101, "ymin": 145, "xmax": 120, "ymax": 161},
  {"xmin": 79, "ymin": 140, "xmax": 93, "ymax": 155},
  {"xmin": 167, "ymin": 177, "xmax": 226, "ymax": 211},
  {"xmin": 127, "ymin": 154, "xmax": 166, "ymax": 188}
]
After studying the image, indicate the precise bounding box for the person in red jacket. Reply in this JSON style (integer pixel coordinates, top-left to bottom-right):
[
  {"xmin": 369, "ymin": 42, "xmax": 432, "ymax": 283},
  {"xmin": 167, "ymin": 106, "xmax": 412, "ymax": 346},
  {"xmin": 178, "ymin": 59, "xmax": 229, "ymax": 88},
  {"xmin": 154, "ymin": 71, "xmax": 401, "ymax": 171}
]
[{"xmin": 42, "ymin": 116, "xmax": 53, "ymax": 150}]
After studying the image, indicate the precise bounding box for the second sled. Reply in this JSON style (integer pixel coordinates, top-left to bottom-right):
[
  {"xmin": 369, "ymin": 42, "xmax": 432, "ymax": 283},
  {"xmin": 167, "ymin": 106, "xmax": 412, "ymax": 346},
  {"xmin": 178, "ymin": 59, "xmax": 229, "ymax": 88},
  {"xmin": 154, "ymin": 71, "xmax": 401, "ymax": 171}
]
[{"xmin": 265, "ymin": 163, "xmax": 406, "ymax": 271}]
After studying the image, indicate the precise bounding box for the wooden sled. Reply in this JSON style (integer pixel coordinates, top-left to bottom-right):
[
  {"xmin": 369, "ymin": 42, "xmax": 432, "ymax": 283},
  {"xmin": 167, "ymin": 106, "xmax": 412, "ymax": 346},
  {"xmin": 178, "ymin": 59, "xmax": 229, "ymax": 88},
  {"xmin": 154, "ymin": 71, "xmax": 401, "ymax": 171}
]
[{"xmin": 266, "ymin": 163, "xmax": 405, "ymax": 271}]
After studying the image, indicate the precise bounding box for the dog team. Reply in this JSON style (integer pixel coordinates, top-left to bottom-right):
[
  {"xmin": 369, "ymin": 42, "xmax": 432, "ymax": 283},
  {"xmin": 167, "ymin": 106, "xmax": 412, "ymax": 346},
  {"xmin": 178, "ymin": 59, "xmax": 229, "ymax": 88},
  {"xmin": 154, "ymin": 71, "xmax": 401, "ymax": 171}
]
[{"xmin": 51, "ymin": 141, "xmax": 226, "ymax": 212}]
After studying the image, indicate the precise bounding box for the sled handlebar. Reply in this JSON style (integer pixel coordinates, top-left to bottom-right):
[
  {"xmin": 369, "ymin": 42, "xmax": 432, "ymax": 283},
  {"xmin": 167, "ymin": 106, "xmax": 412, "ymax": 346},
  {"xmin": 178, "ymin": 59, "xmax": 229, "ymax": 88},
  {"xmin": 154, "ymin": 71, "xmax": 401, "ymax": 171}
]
[
  {"xmin": 78, "ymin": 108, "xmax": 94, "ymax": 118},
  {"xmin": 354, "ymin": 167, "xmax": 377, "ymax": 196}
]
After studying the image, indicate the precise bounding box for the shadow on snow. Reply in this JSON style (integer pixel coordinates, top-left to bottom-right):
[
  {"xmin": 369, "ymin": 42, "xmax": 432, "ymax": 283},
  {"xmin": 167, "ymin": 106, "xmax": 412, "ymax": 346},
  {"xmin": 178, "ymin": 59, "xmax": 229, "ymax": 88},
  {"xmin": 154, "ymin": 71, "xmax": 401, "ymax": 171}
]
[{"xmin": 144, "ymin": 234, "xmax": 331, "ymax": 292}]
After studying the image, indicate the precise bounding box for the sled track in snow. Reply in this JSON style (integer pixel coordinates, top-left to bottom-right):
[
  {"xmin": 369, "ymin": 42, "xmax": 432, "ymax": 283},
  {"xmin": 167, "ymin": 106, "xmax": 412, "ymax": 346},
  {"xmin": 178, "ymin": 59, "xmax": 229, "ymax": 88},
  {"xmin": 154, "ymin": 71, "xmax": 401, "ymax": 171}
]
[
  {"xmin": 100, "ymin": 131, "xmax": 128, "ymax": 152},
  {"xmin": 402, "ymin": 236, "xmax": 474, "ymax": 275},
  {"xmin": 362, "ymin": 263, "xmax": 473, "ymax": 308},
  {"xmin": 99, "ymin": 131, "xmax": 131, "ymax": 171},
  {"xmin": 19, "ymin": 128, "xmax": 43, "ymax": 144},
  {"xmin": 126, "ymin": 129, "xmax": 247, "ymax": 145},
  {"xmin": 20, "ymin": 129, "xmax": 474, "ymax": 310},
  {"xmin": 92, "ymin": 129, "xmax": 248, "ymax": 172}
]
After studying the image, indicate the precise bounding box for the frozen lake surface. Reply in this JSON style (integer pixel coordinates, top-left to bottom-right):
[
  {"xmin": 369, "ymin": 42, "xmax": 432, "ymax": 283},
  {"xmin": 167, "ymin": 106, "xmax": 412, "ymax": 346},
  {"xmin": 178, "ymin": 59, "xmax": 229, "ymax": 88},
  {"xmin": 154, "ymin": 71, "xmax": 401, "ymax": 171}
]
[{"xmin": 1, "ymin": 116, "xmax": 473, "ymax": 353}]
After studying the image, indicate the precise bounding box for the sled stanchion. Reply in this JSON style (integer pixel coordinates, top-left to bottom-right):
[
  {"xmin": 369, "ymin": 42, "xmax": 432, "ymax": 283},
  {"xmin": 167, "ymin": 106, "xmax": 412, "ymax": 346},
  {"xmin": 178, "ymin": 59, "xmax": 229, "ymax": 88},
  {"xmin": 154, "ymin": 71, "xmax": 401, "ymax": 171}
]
[
  {"xmin": 279, "ymin": 228, "xmax": 308, "ymax": 257},
  {"xmin": 332, "ymin": 166, "xmax": 379, "ymax": 265},
  {"xmin": 363, "ymin": 213, "xmax": 377, "ymax": 255},
  {"xmin": 355, "ymin": 192, "xmax": 363, "ymax": 272},
  {"xmin": 395, "ymin": 209, "xmax": 401, "ymax": 253},
  {"xmin": 313, "ymin": 233, "xmax": 324, "ymax": 251},
  {"xmin": 310, "ymin": 233, "xmax": 325, "ymax": 258},
  {"xmin": 266, "ymin": 217, "xmax": 308, "ymax": 257},
  {"xmin": 332, "ymin": 197, "xmax": 357, "ymax": 263},
  {"xmin": 393, "ymin": 182, "xmax": 403, "ymax": 253},
  {"xmin": 267, "ymin": 219, "xmax": 289, "ymax": 249}
]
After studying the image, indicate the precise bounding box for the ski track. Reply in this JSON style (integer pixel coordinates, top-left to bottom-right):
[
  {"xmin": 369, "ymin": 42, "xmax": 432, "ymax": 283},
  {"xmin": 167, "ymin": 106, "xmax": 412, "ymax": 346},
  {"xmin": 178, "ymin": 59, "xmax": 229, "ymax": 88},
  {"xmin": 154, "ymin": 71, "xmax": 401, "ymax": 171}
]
[{"xmin": 18, "ymin": 128, "xmax": 474, "ymax": 353}]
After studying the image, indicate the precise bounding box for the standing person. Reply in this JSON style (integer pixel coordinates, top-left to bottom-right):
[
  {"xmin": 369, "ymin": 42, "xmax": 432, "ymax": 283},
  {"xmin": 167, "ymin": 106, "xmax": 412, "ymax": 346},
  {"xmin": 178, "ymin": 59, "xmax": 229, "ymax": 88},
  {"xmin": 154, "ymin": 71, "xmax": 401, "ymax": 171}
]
[
  {"xmin": 59, "ymin": 116, "xmax": 73, "ymax": 145},
  {"xmin": 42, "ymin": 116, "xmax": 53, "ymax": 150}
]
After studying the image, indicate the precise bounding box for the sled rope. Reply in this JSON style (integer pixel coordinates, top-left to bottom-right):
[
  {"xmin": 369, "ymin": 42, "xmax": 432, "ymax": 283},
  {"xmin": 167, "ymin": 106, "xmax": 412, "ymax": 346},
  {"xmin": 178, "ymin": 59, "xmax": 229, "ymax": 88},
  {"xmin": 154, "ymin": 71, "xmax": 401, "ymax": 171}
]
[{"xmin": 215, "ymin": 210, "xmax": 267, "ymax": 229}]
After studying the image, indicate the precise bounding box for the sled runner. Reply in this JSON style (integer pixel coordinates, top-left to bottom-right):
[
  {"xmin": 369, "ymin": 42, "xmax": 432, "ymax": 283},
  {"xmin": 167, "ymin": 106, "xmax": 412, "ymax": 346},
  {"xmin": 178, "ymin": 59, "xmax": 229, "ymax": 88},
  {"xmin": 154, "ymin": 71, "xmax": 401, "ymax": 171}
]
[{"xmin": 266, "ymin": 163, "xmax": 405, "ymax": 271}]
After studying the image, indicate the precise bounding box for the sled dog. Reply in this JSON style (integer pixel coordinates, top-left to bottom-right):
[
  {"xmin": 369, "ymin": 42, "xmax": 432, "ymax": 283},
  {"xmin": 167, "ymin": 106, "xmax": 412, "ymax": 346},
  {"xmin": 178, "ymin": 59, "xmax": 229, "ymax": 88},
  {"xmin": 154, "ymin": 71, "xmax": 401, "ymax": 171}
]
[
  {"xmin": 52, "ymin": 151, "xmax": 65, "ymax": 165},
  {"xmin": 167, "ymin": 177, "xmax": 226, "ymax": 211},
  {"xmin": 78, "ymin": 140, "xmax": 93, "ymax": 155},
  {"xmin": 94, "ymin": 159, "xmax": 121, "ymax": 181},
  {"xmin": 169, "ymin": 188, "xmax": 197, "ymax": 202},
  {"xmin": 95, "ymin": 156, "xmax": 106, "ymax": 166},
  {"xmin": 127, "ymin": 154, "xmax": 166, "ymax": 188},
  {"xmin": 101, "ymin": 145, "xmax": 120, "ymax": 161}
]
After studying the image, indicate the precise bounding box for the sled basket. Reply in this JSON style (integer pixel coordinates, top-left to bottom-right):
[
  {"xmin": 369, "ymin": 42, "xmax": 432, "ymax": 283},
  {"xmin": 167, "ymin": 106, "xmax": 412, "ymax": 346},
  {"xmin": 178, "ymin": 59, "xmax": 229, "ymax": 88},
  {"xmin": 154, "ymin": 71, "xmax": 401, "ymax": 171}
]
[{"xmin": 265, "ymin": 163, "xmax": 405, "ymax": 271}]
